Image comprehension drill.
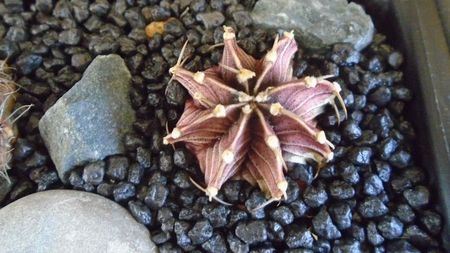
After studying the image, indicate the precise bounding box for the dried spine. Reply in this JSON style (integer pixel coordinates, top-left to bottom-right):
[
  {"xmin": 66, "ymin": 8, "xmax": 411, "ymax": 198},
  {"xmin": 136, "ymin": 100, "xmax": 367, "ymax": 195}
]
[
  {"xmin": 0, "ymin": 61, "xmax": 32, "ymax": 181},
  {"xmin": 164, "ymin": 27, "xmax": 346, "ymax": 204}
]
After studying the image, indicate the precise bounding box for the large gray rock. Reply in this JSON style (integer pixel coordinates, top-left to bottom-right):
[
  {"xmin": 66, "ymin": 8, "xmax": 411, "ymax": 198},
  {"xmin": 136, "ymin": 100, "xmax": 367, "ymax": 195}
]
[
  {"xmin": 251, "ymin": 0, "xmax": 374, "ymax": 51},
  {"xmin": 39, "ymin": 54, "xmax": 135, "ymax": 182},
  {"xmin": 0, "ymin": 190, "xmax": 157, "ymax": 253}
]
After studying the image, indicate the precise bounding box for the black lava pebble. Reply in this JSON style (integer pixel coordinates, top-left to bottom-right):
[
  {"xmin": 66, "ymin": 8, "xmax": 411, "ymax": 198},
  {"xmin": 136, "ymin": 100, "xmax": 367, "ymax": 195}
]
[
  {"xmin": 269, "ymin": 206, "xmax": 294, "ymax": 226},
  {"xmin": 235, "ymin": 221, "xmax": 267, "ymax": 245},
  {"xmin": 16, "ymin": 53, "xmax": 43, "ymax": 75},
  {"xmin": 331, "ymin": 43, "xmax": 361, "ymax": 66},
  {"xmin": 35, "ymin": 0, "xmax": 54, "ymax": 13},
  {"xmin": 71, "ymin": 53, "xmax": 92, "ymax": 71},
  {"xmin": 188, "ymin": 220, "xmax": 213, "ymax": 245},
  {"xmin": 342, "ymin": 120, "xmax": 362, "ymax": 140},
  {"xmin": 420, "ymin": 210, "xmax": 442, "ymax": 235},
  {"xmin": 386, "ymin": 240, "xmax": 420, "ymax": 253},
  {"xmin": 106, "ymin": 156, "xmax": 129, "ymax": 180},
  {"xmin": 128, "ymin": 200, "xmax": 152, "ymax": 225},
  {"xmin": 69, "ymin": 171, "xmax": 84, "ymax": 189},
  {"xmin": 222, "ymin": 181, "xmax": 242, "ymax": 203},
  {"xmin": 58, "ymin": 28, "xmax": 82, "ymax": 45},
  {"xmin": 394, "ymin": 203, "xmax": 416, "ymax": 223},
  {"xmin": 367, "ymin": 221, "xmax": 384, "ymax": 246},
  {"xmin": 159, "ymin": 150, "xmax": 174, "ymax": 172},
  {"xmin": 173, "ymin": 148, "xmax": 192, "ymax": 168},
  {"xmin": 358, "ymin": 196, "xmax": 388, "ymax": 218},
  {"xmin": 96, "ymin": 183, "xmax": 114, "ymax": 197},
  {"xmin": 202, "ymin": 233, "xmax": 227, "ymax": 253},
  {"xmin": 329, "ymin": 180, "xmax": 355, "ymax": 199},
  {"xmin": 377, "ymin": 215, "xmax": 404, "ymax": 239},
  {"xmin": 285, "ymin": 224, "xmax": 313, "ymax": 249},
  {"xmin": 29, "ymin": 167, "xmax": 59, "ymax": 191},
  {"xmin": 172, "ymin": 170, "xmax": 191, "ymax": 189},
  {"xmin": 348, "ymin": 147, "xmax": 373, "ymax": 165},
  {"xmin": 266, "ymin": 220, "xmax": 284, "ymax": 242},
  {"xmin": 157, "ymin": 207, "xmax": 175, "ymax": 233},
  {"xmin": 329, "ymin": 203, "xmax": 352, "ymax": 230},
  {"xmin": 165, "ymin": 82, "xmax": 187, "ymax": 105},
  {"xmin": 13, "ymin": 138, "xmax": 34, "ymax": 161},
  {"xmin": 136, "ymin": 147, "xmax": 152, "ymax": 168},
  {"xmin": 403, "ymin": 225, "xmax": 438, "ymax": 247},
  {"xmin": 245, "ymin": 190, "xmax": 267, "ymax": 219},
  {"xmin": 82, "ymin": 161, "xmax": 105, "ymax": 185},
  {"xmin": 303, "ymin": 183, "xmax": 328, "ymax": 208},
  {"xmin": 333, "ymin": 240, "xmax": 362, "ymax": 253},
  {"xmin": 229, "ymin": 210, "xmax": 248, "ymax": 227},
  {"xmin": 289, "ymin": 200, "xmax": 308, "ymax": 218},
  {"xmin": 127, "ymin": 163, "xmax": 144, "ymax": 185},
  {"xmin": 388, "ymin": 51, "xmax": 404, "ymax": 69},
  {"xmin": 389, "ymin": 150, "xmax": 411, "ymax": 168},
  {"xmin": 403, "ymin": 185, "xmax": 430, "ymax": 208},
  {"xmin": 312, "ymin": 208, "xmax": 341, "ymax": 240},
  {"xmin": 363, "ymin": 174, "xmax": 384, "ymax": 196},
  {"xmin": 227, "ymin": 233, "xmax": 249, "ymax": 253},
  {"xmin": 113, "ymin": 182, "xmax": 136, "ymax": 202},
  {"xmin": 202, "ymin": 204, "xmax": 230, "ymax": 228},
  {"xmin": 144, "ymin": 183, "xmax": 169, "ymax": 209}
]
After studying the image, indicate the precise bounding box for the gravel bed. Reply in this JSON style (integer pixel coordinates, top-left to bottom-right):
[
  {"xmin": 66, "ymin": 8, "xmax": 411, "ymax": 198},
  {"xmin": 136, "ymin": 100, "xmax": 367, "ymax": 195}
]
[{"xmin": 0, "ymin": 0, "xmax": 445, "ymax": 252}]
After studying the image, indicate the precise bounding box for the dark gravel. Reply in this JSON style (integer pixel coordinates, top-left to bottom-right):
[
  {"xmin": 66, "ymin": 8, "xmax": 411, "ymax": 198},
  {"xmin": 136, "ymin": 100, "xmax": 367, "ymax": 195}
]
[
  {"xmin": 0, "ymin": 0, "xmax": 445, "ymax": 252},
  {"xmin": 235, "ymin": 220, "xmax": 267, "ymax": 245},
  {"xmin": 285, "ymin": 224, "xmax": 313, "ymax": 249},
  {"xmin": 128, "ymin": 200, "xmax": 152, "ymax": 225},
  {"xmin": 188, "ymin": 220, "xmax": 213, "ymax": 245},
  {"xmin": 106, "ymin": 156, "xmax": 129, "ymax": 181},
  {"xmin": 82, "ymin": 161, "xmax": 105, "ymax": 185},
  {"xmin": 312, "ymin": 208, "xmax": 342, "ymax": 240}
]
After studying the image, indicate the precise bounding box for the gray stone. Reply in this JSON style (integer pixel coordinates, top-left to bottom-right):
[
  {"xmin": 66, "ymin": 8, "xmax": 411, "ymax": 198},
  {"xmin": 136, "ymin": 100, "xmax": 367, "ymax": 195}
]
[
  {"xmin": 39, "ymin": 54, "xmax": 135, "ymax": 182},
  {"xmin": 251, "ymin": 0, "xmax": 374, "ymax": 51},
  {"xmin": 0, "ymin": 190, "xmax": 156, "ymax": 253},
  {"xmin": 0, "ymin": 176, "xmax": 12, "ymax": 202}
]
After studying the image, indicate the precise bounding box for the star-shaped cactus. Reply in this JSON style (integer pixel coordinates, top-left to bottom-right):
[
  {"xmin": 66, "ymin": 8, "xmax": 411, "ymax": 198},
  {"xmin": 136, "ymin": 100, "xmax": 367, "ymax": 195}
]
[{"xmin": 164, "ymin": 27, "xmax": 346, "ymax": 204}]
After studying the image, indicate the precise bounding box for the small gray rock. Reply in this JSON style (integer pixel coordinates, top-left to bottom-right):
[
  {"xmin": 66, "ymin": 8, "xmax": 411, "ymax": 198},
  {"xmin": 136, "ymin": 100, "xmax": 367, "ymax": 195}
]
[
  {"xmin": 251, "ymin": 0, "xmax": 374, "ymax": 51},
  {"xmin": 39, "ymin": 54, "xmax": 135, "ymax": 182},
  {"xmin": 0, "ymin": 190, "xmax": 156, "ymax": 253},
  {"xmin": 196, "ymin": 11, "xmax": 225, "ymax": 29},
  {"xmin": 0, "ymin": 177, "xmax": 12, "ymax": 202}
]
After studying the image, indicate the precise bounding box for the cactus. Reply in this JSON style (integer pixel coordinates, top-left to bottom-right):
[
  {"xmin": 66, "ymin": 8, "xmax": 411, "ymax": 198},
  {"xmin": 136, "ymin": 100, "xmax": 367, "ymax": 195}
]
[
  {"xmin": 0, "ymin": 60, "xmax": 32, "ymax": 181},
  {"xmin": 164, "ymin": 27, "xmax": 347, "ymax": 206}
]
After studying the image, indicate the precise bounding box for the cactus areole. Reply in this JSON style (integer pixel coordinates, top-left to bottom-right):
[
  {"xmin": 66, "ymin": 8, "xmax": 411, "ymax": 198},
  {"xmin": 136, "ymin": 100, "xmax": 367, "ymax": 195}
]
[{"xmin": 164, "ymin": 27, "xmax": 346, "ymax": 205}]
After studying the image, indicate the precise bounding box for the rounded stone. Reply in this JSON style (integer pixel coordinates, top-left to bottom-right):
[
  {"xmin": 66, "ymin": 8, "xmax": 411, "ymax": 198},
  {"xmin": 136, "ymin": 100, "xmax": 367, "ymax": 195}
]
[{"xmin": 0, "ymin": 190, "xmax": 156, "ymax": 253}]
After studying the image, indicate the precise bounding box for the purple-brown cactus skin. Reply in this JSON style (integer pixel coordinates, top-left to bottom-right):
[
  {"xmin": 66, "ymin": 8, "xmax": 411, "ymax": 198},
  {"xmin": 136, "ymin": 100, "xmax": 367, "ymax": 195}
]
[{"xmin": 164, "ymin": 27, "xmax": 346, "ymax": 205}]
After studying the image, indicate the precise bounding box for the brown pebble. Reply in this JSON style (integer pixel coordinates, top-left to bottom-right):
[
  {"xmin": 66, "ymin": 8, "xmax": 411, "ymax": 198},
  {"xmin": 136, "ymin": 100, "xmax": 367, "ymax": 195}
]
[{"xmin": 145, "ymin": 20, "xmax": 168, "ymax": 38}]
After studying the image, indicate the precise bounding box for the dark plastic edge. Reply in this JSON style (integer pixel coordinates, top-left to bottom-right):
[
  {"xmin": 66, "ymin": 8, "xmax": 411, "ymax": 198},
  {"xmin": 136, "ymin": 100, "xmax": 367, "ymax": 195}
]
[
  {"xmin": 392, "ymin": 0, "xmax": 450, "ymax": 250},
  {"xmin": 435, "ymin": 0, "xmax": 450, "ymax": 46}
]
